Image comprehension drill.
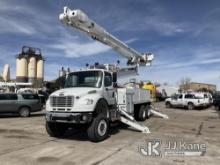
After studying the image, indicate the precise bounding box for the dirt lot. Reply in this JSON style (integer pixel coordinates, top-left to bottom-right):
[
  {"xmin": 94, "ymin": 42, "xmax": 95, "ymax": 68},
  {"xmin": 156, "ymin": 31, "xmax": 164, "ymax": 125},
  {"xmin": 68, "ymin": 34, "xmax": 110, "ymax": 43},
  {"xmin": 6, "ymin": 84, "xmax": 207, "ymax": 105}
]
[{"xmin": 0, "ymin": 102, "xmax": 219, "ymax": 165}]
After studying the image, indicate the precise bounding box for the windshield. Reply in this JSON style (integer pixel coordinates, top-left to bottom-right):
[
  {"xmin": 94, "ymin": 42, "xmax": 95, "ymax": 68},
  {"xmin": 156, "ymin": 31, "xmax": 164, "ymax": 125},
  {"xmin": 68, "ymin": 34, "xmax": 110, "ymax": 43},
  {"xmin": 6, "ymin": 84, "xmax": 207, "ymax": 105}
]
[{"xmin": 65, "ymin": 71, "xmax": 103, "ymax": 88}]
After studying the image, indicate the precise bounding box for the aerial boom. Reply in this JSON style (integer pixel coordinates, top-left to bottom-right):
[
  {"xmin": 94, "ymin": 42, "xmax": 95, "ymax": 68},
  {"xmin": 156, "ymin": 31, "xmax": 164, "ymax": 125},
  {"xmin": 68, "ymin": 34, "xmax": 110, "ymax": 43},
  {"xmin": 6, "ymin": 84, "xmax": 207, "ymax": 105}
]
[{"xmin": 59, "ymin": 7, "xmax": 154, "ymax": 66}]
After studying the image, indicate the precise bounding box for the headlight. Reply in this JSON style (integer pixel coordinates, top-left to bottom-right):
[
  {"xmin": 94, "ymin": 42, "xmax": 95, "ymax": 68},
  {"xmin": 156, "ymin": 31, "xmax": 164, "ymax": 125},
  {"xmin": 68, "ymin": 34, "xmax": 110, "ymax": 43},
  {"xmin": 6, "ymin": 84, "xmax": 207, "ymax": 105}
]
[
  {"xmin": 78, "ymin": 98, "xmax": 94, "ymax": 105},
  {"xmin": 85, "ymin": 98, "xmax": 94, "ymax": 105}
]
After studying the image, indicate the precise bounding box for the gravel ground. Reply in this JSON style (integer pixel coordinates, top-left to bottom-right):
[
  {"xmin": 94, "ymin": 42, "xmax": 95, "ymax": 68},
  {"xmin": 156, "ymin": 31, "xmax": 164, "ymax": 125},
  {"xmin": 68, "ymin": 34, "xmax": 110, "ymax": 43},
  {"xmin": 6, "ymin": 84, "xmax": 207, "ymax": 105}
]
[{"xmin": 0, "ymin": 102, "xmax": 219, "ymax": 165}]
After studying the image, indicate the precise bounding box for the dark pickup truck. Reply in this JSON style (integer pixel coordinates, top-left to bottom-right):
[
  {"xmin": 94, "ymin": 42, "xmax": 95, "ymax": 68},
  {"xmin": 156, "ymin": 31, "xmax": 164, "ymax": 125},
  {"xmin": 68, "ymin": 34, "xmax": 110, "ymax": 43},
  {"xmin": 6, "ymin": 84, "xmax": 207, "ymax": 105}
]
[{"xmin": 213, "ymin": 95, "xmax": 220, "ymax": 111}]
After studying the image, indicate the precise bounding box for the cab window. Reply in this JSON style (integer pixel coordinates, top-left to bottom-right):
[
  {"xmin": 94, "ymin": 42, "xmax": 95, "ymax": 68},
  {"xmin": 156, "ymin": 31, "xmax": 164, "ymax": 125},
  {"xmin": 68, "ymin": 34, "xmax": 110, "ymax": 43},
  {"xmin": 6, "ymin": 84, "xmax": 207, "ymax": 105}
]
[
  {"xmin": 185, "ymin": 94, "xmax": 194, "ymax": 99},
  {"xmin": 9, "ymin": 94, "xmax": 18, "ymax": 100},
  {"xmin": 22, "ymin": 94, "xmax": 39, "ymax": 100},
  {"xmin": 104, "ymin": 72, "xmax": 112, "ymax": 87},
  {"xmin": 0, "ymin": 94, "xmax": 17, "ymax": 100}
]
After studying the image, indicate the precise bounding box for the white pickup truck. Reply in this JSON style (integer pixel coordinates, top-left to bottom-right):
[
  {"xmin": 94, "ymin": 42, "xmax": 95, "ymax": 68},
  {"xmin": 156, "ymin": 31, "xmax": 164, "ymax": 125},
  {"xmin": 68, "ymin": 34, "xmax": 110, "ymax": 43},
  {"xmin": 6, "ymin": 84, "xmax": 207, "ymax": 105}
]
[
  {"xmin": 165, "ymin": 93, "xmax": 205, "ymax": 110},
  {"xmin": 191, "ymin": 92, "xmax": 213, "ymax": 107}
]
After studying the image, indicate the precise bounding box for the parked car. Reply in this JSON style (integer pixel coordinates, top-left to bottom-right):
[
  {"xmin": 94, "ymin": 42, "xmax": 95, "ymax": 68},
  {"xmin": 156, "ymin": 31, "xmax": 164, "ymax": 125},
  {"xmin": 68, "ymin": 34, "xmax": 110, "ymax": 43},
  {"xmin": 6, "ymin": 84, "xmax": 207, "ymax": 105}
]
[
  {"xmin": 213, "ymin": 95, "xmax": 220, "ymax": 111},
  {"xmin": 165, "ymin": 93, "xmax": 206, "ymax": 110},
  {"xmin": 0, "ymin": 93, "xmax": 42, "ymax": 117}
]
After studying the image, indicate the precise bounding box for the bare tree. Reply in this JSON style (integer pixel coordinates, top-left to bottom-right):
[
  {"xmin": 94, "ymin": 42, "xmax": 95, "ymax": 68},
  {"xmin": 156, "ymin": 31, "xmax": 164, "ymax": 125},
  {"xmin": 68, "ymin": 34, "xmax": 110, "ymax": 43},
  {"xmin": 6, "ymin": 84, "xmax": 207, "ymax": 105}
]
[{"xmin": 178, "ymin": 77, "xmax": 191, "ymax": 92}]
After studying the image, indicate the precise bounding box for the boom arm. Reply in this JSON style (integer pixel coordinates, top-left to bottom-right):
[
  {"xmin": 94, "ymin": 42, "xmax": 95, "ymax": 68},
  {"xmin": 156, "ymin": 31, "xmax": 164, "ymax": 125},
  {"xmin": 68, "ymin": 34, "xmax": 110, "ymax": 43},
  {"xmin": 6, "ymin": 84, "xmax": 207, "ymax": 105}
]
[{"xmin": 59, "ymin": 7, "xmax": 154, "ymax": 66}]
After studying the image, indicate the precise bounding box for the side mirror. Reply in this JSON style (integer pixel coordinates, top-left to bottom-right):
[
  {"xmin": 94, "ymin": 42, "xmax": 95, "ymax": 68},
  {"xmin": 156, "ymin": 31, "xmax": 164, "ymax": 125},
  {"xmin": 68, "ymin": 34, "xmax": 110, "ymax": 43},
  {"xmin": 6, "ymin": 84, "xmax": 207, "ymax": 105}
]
[
  {"xmin": 112, "ymin": 72, "xmax": 117, "ymax": 83},
  {"xmin": 113, "ymin": 82, "xmax": 118, "ymax": 88}
]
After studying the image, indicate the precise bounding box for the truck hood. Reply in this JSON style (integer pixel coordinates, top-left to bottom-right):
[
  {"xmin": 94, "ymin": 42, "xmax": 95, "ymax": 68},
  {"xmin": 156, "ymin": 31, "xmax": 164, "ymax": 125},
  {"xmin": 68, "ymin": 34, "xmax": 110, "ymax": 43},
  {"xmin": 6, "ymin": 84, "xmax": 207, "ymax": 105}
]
[{"xmin": 50, "ymin": 87, "xmax": 100, "ymax": 97}]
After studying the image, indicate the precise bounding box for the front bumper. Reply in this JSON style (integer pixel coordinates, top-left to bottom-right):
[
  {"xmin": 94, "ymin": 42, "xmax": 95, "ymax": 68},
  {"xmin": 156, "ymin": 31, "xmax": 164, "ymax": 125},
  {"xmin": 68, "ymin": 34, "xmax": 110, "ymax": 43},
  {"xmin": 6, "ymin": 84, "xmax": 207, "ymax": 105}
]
[{"xmin": 46, "ymin": 111, "xmax": 93, "ymax": 124}]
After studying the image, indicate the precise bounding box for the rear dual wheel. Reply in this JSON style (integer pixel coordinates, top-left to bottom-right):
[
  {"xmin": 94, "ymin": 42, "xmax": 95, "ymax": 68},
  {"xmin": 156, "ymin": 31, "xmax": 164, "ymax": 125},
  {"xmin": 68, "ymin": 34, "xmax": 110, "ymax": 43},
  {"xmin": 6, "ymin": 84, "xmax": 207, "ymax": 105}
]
[{"xmin": 137, "ymin": 105, "xmax": 151, "ymax": 121}]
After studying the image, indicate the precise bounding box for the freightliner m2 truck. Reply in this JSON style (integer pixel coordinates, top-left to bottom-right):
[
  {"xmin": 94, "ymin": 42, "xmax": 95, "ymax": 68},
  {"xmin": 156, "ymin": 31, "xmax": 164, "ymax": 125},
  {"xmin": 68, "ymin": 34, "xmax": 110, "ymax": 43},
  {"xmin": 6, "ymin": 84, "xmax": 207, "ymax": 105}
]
[{"xmin": 45, "ymin": 7, "xmax": 155, "ymax": 142}]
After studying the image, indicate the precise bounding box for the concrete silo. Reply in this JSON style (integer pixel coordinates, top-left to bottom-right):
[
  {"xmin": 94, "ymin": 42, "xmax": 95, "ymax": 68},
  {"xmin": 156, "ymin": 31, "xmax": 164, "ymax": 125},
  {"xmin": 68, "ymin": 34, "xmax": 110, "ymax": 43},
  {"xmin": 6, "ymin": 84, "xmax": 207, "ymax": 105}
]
[
  {"xmin": 36, "ymin": 58, "xmax": 44, "ymax": 85},
  {"xmin": 28, "ymin": 56, "xmax": 37, "ymax": 83},
  {"xmin": 2, "ymin": 64, "xmax": 10, "ymax": 82},
  {"xmin": 59, "ymin": 67, "xmax": 66, "ymax": 77},
  {"xmin": 16, "ymin": 56, "xmax": 28, "ymax": 82},
  {"xmin": 16, "ymin": 46, "xmax": 44, "ymax": 86}
]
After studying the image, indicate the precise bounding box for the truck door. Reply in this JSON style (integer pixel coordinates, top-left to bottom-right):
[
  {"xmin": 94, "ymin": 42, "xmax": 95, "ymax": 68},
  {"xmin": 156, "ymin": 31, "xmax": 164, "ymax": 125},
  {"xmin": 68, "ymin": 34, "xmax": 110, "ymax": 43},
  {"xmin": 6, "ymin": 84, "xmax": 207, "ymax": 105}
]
[
  {"xmin": 184, "ymin": 94, "xmax": 193, "ymax": 106},
  {"xmin": 0, "ymin": 94, "xmax": 8, "ymax": 112},
  {"xmin": 8, "ymin": 94, "xmax": 18, "ymax": 112},
  {"xmin": 103, "ymin": 71, "xmax": 116, "ymax": 105},
  {"xmin": 0, "ymin": 94, "xmax": 18, "ymax": 112},
  {"xmin": 176, "ymin": 94, "xmax": 183, "ymax": 107}
]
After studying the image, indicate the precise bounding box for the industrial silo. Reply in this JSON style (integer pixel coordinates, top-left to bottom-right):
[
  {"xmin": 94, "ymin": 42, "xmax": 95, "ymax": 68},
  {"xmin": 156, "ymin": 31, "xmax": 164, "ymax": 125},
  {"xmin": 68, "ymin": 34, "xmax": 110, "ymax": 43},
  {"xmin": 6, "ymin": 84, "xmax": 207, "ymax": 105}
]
[
  {"xmin": 36, "ymin": 58, "xmax": 44, "ymax": 85},
  {"xmin": 16, "ymin": 57, "xmax": 28, "ymax": 82},
  {"xmin": 28, "ymin": 56, "xmax": 37, "ymax": 83},
  {"xmin": 59, "ymin": 67, "xmax": 66, "ymax": 77},
  {"xmin": 2, "ymin": 64, "xmax": 10, "ymax": 82},
  {"xmin": 16, "ymin": 46, "xmax": 44, "ymax": 86}
]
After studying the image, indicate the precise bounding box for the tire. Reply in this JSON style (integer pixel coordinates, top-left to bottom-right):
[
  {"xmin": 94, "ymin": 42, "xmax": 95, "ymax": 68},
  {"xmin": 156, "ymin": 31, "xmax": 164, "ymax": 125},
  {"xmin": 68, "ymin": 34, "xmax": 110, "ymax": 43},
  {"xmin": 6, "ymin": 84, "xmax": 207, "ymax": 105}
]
[
  {"xmin": 188, "ymin": 103, "xmax": 194, "ymax": 110},
  {"xmin": 45, "ymin": 122, "xmax": 68, "ymax": 137},
  {"xmin": 145, "ymin": 104, "xmax": 151, "ymax": 119},
  {"xmin": 165, "ymin": 102, "xmax": 172, "ymax": 108},
  {"xmin": 138, "ymin": 105, "xmax": 147, "ymax": 121},
  {"xmin": 215, "ymin": 106, "xmax": 220, "ymax": 111},
  {"xmin": 87, "ymin": 114, "xmax": 109, "ymax": 142},
  {"xmin": 19, "ymin": 107, "xmax": 30, "ymax": 117}
]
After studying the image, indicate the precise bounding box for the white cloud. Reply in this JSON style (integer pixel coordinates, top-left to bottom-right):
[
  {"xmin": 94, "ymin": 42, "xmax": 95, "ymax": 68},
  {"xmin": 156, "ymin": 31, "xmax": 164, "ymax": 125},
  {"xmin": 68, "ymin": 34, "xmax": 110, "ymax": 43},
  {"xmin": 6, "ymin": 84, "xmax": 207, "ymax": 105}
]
[
  {"xmin": 139, "ymin": 66, "xmax": 220, "ymax": 89},
  {"xmin": 0, "ymin": 17, "xmax": 36, "ymax": 35},
  {"xmin": 137, "ymin": 44, "xmax": 220, "ymax": 89},
  {"xmin": 0, "ymin": 1, "xmax": 58, "ymax": 36},
  {"xmin": 110, "ymin": 5, "xmax": 187, "ymax": 36},
  {"xmin": 49, "ymin": 37, "xmax": 111, "ymax": 58}
]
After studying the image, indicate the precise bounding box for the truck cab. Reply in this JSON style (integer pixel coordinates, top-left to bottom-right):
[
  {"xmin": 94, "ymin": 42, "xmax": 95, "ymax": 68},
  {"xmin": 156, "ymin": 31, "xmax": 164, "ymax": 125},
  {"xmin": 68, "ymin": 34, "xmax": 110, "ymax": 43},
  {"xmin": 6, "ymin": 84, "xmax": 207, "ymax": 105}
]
[
  {"xmin": 46, "ymin": 69, "xmax": 151, "ymax": 142},
  {"xmin": 46, "ymin": 69, "xmax": 119, "ymax": 142},
  {"xmin": 46, "ymin": 69, "xmax": 115, "ymax": 118}
]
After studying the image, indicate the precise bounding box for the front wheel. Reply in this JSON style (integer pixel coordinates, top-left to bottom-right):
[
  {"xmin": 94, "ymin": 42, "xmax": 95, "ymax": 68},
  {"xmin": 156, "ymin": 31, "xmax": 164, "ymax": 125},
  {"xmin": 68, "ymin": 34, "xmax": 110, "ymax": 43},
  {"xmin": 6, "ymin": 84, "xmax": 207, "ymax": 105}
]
[
  {"xmin": 188, "ymin": 103, "xmax": 194, "ymax": 110},
  {"xmin": 215, "ymin": 105, "xmax": 220, "ymax": 111},
  {"xmin": 165, "ymin": 102, "xmax": 172, "ymax": 108},
  {"xmin": 87, "ymin": 114, "xmax": 109, "ymax": 142},
  {"xmin": 19, "ymin": 107, "xmax": 30, "ymax": 117}
]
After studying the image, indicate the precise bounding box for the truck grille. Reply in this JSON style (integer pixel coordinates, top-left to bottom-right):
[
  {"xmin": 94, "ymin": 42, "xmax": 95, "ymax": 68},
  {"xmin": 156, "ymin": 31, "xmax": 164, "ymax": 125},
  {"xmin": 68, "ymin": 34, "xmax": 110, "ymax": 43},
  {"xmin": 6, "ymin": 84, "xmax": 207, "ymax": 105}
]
[{"xmin": 50, "ymin": 96, "xmax": 74, "ymax": 107}]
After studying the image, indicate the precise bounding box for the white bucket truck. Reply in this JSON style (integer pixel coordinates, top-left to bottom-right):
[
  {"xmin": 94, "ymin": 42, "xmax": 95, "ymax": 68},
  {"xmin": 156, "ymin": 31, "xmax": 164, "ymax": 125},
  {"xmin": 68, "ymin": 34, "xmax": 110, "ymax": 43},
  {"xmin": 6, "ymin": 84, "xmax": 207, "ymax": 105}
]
[{"xmin": 46, "ymin": 7, "xmax": 167, "ymax": 142}]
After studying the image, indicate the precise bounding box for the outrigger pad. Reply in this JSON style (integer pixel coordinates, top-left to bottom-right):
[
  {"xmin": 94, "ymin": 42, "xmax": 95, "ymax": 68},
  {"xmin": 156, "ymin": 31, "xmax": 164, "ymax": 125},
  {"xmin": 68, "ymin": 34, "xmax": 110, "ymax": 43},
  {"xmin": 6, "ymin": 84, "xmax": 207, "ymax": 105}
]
[
  {"xmin": 150, "ymin": 109, "xmax": 169, "ymax": 119},
  {"xmin": 120, "ymin": 116, "xmax": 151, "ymax": 134}
]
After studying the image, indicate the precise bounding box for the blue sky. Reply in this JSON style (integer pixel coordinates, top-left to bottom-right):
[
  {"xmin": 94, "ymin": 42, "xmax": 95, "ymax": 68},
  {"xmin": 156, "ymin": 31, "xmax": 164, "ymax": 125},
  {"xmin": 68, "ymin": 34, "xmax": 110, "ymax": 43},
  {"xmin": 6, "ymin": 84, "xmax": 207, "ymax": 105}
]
[{"xmin": 0, "ymin": 0, "xmax": 220, "ymax": 88}]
